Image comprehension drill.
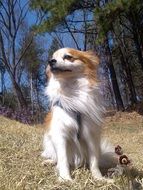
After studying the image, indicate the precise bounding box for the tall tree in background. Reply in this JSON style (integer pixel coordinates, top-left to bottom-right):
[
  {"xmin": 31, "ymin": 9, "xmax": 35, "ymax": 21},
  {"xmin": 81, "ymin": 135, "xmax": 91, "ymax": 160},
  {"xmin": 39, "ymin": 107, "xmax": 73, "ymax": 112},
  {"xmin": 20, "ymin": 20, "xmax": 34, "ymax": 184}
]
[
  {"xmin": 0, "ymin": 0, "xmax": 143, "ymax": 118},
  {"xmin": 95, "ymin": 0, "xmax": 143, "ymax": 106},
  {"xmin": 30, "ymin": 0, "xmax": 143, "ymax": 110},
  {"xmin": 105, "ymin": 37, "xmax": 124, "ymax": 110},
  {"xmin": 0, "ymin": 0, "xmax": 33, "ymax": 108},
  {"xmin": 20, "ymin": 31, "xmax": 44, "ymax": 113},
  {"xmin": 30, "ymin": 0, "xmax": 124, "ymax": 110},
  {"xmin": 30, "ymin": 0, "xmax": 97, "ymax": 50},
  {"xmin": 0, "ymin": 54, "xmax": 5, "ymax": 104}
]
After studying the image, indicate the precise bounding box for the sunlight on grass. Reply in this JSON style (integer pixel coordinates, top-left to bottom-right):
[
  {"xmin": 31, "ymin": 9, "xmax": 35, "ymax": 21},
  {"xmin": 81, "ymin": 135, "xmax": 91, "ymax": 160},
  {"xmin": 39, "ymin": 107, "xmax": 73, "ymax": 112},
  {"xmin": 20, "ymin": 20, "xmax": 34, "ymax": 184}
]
[{"xmin": 0, "ymin": 114, "xmax": 143, "ymax": 190}]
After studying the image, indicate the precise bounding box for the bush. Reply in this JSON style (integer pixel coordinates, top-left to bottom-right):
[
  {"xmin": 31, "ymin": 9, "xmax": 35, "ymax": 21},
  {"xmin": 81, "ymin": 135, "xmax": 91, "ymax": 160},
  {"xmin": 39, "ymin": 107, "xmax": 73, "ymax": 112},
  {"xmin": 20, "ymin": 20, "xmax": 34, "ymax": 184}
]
[{"xmin": 0, "ymin": 105, "xmax": 36, "ymax": 124}]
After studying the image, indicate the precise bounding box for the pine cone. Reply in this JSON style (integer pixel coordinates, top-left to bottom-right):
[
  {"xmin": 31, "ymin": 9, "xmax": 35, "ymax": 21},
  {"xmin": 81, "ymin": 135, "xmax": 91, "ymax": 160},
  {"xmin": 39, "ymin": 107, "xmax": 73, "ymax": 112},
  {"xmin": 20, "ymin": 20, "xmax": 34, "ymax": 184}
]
[
  {"xmin": 115, "ymin": 145, "xmax": 123, "ymax": 155},
  {"xmin": 119, "ymin": 155, "xmax": 131, "ymax": 165}
]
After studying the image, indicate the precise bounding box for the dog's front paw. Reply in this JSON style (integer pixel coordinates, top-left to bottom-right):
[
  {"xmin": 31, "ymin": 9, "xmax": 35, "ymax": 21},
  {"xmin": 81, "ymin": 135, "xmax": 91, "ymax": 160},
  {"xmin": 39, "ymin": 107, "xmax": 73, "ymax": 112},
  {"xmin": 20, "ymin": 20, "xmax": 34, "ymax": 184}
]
[
  {"xmin": 41, "ymin": 151, "xmax": 49, "ymax": 158},
  {"xmin": 58, "ymin": 175, "xmax": 72, "ymax": 182},
  {"xmin": 42, "ymin": 159, "xmax": 56, "ymax": 166},
  {"xmin": 92, "ymin": 175, "xmax": 114, "ymax": 183},
  {"xmin": 91, "ymin": 169, "xmax": 103, "ymax": 180}
]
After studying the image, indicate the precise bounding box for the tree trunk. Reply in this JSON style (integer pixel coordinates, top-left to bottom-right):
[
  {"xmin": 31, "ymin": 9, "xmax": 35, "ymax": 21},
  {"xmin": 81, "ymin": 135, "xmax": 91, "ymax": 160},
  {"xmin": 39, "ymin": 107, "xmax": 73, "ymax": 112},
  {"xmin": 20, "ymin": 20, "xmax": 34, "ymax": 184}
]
[
  {"xmin": 139, "ymin": 31, "xmax": 143, "ymax": 53},
  {"xmin": 105, "ymin": 41, "xmax": 124, "ymax": 111},
  {"xmin": 30, "ymin": 73, "xmax": 34, "ymax": 114},
  {"xmin": 0, "ymin": 64, "xmax": 5, "ymax": 105},
  {"xmin": 119, "ymin": 47, "xmax": 137, "ymax": 105},
  {"xmin": 133, "ymin": 31, "xmax": 143, "ymax": 71},
  {"xmin": 129, "ymin": 12, "xmax": 143, "ymax": 71},
  {"xmin": 12, "ymin": 79, "xmax": 27, "ymax": 109},
  {"xmin": 0, "ymin": 31, "xmax": 27, "ymax": 109}
]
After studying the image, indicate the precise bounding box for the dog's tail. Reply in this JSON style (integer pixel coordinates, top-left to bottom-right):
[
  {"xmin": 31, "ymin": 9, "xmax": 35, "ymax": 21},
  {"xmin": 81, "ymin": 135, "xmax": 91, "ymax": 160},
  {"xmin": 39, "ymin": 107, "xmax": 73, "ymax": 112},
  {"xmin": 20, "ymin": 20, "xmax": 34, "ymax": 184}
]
[{"xmin": 99, "ymin": 139, "xmax": 118, "ymax": 173}]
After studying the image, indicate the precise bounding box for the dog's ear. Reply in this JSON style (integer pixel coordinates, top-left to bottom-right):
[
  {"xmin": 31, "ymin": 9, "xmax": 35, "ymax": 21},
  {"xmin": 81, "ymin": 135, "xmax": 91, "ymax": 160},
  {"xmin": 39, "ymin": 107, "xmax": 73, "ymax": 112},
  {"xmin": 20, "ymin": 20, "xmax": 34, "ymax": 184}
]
[
  {"xmin": 68, "ymin": 48, "xmax": 99, "ymax": 68},
  {"xmin": 83, "ymin": 51, "xmax": 99, "ymax": 69},
  {"xmin": 78, "ymin": 51, "xmax": 100, "ymax": 84}
]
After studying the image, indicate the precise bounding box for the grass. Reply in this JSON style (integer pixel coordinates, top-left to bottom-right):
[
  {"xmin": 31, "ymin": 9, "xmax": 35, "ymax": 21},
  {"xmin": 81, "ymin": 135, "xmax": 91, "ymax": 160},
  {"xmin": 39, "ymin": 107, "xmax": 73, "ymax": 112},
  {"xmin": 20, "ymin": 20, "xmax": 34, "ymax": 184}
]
[{"xmin": 0, "ymin": 112, "xmax": 143, "ymax": 190}]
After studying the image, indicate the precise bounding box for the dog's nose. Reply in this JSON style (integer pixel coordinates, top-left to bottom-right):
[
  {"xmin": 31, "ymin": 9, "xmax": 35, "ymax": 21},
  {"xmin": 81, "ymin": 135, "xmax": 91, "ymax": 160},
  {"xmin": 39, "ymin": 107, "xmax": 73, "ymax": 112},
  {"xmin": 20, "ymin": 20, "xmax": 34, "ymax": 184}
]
[{"xmin": 48, "ymin": 59, "xmax": 57, "ymax": 67}]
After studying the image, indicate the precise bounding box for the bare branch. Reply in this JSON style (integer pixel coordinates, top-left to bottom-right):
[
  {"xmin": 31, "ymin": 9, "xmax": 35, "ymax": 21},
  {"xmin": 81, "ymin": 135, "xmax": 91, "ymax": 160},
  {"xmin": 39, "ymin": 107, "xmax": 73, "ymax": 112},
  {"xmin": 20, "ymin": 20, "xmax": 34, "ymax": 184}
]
[
  {"xmin": 64, "ymin": 19, "xmax": 81, "ymax": 50},
  {"xmin": 0, "ymin": 1, "xmax": 9, "ymax": 17},
  {"xmin": 16, "ymin": 1, "xmax": 29, "ymax": 35},
  {"xmin": 15, "ymin": 35, "xmax": 34, "ymax": 69},
  {"xmin": 1, "ymin": 28, "xmax": 9, "ymax": 39},
  {"xmin": 66, "ymin": 19, "xmax": 95, "ymax": 23},
  {"xmin": 52, "ymin": 32, "xmax": 65, "ymax": 48},
  {"xmin": 119, "ymin": 15, "xmax": 133, "ymax": 33},
  {"xmin": 55, "ymin": 29, "xmax": 97, "ymax": 35},
  {"xmin": 83, "ymin": 9, "xmax": 87, "ymax": 51},
  {"xmin": 0, "ymin": 12, "xmax": 9, "ymax": 30},
  {"xmin": 11, "ymin": 0, "xmax": 17, "ymax": 31},
  {"xmin": 0, "ymin": 30, "xmax": 12, "ymax": 73}
]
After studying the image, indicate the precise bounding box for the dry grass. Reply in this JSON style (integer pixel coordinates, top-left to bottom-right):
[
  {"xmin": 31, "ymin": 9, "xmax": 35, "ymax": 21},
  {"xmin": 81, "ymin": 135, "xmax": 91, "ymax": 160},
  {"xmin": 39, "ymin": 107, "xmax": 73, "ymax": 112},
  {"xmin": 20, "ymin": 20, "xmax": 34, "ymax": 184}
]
[{"xmin": 0, "ymin": 112, "xmax": 143, "ymax": 190}]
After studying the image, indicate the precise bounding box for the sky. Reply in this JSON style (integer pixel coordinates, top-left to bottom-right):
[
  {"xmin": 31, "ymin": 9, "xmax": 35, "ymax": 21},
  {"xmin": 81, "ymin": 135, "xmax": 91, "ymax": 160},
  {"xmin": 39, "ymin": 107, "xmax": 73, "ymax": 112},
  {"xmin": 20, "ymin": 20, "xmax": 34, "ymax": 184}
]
[
  {"xmin": 25, "ymin": 1, "xmax": 88, "ymax": 51},
  {"xmin": 0, "ymin": 0, "xmax": 92, "ymax": 92},
  {"xmin": 0, "ymin": 0, "xmax": 51, "ymax": 92}
]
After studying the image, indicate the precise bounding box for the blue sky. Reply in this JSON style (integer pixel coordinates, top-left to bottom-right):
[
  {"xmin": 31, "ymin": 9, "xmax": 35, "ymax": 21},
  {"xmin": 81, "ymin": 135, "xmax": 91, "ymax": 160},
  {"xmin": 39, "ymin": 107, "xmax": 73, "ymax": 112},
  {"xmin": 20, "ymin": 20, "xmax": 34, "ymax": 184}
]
[
  {"xmin": 24, "ymin": 1, "xmax": 88, "ymax": 51},
  {"xmin": 0, "ymin": 0, "xmax": 92, "ymax": 92}
]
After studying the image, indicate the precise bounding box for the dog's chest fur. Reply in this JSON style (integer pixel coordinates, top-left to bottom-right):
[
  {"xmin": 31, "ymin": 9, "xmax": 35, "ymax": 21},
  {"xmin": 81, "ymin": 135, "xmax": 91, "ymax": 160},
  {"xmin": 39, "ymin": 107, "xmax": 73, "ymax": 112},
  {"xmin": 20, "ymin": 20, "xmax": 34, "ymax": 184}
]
[{"xmin": 46, "ymin": 76, "xmax": 101, "ymax": 114}]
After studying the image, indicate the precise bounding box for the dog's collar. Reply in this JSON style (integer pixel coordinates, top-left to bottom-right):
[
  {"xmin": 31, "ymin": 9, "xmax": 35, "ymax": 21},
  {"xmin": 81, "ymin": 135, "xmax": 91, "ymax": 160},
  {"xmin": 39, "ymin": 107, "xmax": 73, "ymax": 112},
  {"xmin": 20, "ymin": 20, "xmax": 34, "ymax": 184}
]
[{"xmin": 53, "ymin": 100, "xmax": 82, "ymax": 139}]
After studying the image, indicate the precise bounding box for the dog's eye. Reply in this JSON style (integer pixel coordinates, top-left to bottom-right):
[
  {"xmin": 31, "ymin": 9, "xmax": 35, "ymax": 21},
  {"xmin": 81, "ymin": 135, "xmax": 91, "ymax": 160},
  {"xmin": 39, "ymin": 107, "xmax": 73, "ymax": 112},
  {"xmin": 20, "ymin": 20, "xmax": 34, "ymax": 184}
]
[{"xmin": 63, "ymin": 54, "xmax": 73, "ymax": 60}]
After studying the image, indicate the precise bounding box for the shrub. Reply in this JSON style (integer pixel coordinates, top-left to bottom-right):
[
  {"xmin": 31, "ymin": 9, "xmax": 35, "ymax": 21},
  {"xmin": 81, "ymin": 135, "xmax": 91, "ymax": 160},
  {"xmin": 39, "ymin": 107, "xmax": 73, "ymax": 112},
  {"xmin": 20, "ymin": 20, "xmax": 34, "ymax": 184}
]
[{"xmin": 0, "ymin": 105, "xmax": 36, "ymax": 124}]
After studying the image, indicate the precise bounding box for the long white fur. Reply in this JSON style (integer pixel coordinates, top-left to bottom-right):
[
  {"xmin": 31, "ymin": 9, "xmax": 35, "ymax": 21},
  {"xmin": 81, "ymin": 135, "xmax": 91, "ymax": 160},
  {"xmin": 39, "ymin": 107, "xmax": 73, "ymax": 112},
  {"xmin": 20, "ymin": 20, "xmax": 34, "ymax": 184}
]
[{"xmin": 42, "ymin": 48, "xmax": 117, "ymax": 181}]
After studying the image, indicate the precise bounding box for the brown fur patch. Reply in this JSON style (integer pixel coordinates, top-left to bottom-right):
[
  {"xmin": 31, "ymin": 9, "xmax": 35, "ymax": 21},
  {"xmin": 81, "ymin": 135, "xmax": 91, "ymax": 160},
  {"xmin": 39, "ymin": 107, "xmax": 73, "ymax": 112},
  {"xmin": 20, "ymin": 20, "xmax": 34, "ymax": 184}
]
[
  {"xmin": 46, "ymin": 65, "xmax": 52, "ymax": 79},
  {"xmin": 68, "ymin": 48, "xmax": 99, "ymax": 85},
  {"xmin": 44, "ymin": 111, "xmax": 53, "ymax": 131}
]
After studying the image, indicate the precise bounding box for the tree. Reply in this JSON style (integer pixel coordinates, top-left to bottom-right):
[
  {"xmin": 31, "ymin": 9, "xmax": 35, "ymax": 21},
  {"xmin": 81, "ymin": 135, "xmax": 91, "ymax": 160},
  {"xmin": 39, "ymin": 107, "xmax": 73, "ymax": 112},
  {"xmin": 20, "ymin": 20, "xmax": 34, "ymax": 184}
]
[
  {"xmin": 94, "ymin": 0, "xmax": 143, "ymax": 107},
  {"xmin": 30, "ymin": 0, "xmax": 143, "ymax": 110},
  {"xmin": 105, "ymin": 38, "xmax": 124, "ymax": 110},
  {"xmin": 20, "ymin": 31, "xmax": 44, "ymax": 113},
  {"xmin": 0, "ymin": 56, "xmax": 5, "ymax": 104},
  {"xmin": 0, "ymin": 0, "xmax": 34, "ymax": 108},
  {"xmin": 30, "ymin": 0, "xmax": 97, "ymax": 50}
]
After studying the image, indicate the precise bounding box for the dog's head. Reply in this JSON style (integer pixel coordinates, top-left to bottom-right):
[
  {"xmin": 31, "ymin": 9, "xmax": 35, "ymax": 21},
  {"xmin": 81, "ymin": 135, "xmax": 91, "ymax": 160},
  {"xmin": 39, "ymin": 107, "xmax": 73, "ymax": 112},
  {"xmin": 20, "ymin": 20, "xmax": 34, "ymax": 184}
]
[{"xmin": 47, "ymin": 48, "xmax": 99, "ymax": 81}]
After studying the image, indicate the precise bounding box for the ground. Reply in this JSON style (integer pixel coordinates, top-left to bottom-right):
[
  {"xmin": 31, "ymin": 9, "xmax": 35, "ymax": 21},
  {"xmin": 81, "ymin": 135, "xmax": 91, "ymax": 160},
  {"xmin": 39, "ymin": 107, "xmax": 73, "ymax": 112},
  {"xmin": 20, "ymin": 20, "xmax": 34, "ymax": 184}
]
[{"xmin": 0, "ymin": 112, "xmax": 143, "ymax": 190}]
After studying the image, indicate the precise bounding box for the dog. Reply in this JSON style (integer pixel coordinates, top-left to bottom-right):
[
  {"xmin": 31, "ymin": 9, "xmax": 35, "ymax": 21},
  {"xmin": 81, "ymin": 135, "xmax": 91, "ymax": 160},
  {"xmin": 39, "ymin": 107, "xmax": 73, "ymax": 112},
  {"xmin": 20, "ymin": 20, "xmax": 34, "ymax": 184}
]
[{"xmin": 41, "ymin": 48, "xmax": 118, "ymax": 181}]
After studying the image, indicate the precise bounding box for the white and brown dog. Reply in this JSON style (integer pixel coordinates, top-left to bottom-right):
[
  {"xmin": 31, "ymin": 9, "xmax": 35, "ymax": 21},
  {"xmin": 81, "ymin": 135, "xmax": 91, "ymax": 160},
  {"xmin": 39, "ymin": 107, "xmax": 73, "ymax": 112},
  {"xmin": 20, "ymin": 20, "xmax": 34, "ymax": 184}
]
[{"xmin": 42, "ymin": 48, "xmax": 118, "ymax": 181}]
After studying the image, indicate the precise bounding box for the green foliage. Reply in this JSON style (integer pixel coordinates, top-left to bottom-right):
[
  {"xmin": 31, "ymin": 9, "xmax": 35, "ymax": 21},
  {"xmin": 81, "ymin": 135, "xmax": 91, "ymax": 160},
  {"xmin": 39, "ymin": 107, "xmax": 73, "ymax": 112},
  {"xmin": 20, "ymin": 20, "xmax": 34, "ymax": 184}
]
[
  {"xmin": 94, "ymin": 0, "xmax": 143, "ymax": 43},
  {"xmin": 29, "ymin": 0, "xmax": 143, "ymax": 108},
  {"xmin": 30, "ymin": 0, "xmax": 76, "ymax": 33},
  {"xmin": 20, "ymin": 33, "xmax": 44, "ymax": 75}
]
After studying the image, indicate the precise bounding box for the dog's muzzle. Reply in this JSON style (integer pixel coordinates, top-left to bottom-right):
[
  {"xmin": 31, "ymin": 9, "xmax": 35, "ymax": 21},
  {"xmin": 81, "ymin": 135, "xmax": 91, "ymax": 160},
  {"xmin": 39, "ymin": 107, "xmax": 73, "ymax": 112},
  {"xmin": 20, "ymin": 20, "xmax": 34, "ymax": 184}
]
[{"xmin": 48, "ymin": 61, "xmax": 72, "ymax": 73}]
